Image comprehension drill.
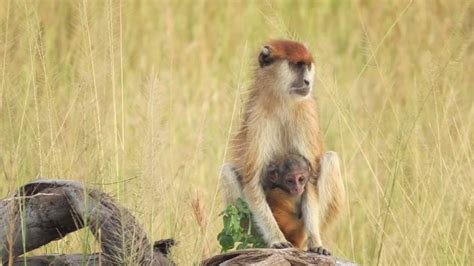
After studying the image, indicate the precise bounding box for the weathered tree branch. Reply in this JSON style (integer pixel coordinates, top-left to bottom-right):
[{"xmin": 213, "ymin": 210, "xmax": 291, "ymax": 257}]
[
  {"xmin": 0, "ymin": 179, "xmax": 174, "ymax": 265},
  {"xmin": 9, "ymin": 253, "xmax": 101, "ymax": 265},
  {"xmin": 201, "ymin": 248, "xmax": 357, "ymax": 266}
]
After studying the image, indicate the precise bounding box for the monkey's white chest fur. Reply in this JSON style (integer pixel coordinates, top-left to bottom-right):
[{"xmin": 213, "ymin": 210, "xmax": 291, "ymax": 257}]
[{"xmin": 252, "ymin": 112, "xmax": 312, "ymax": 171}]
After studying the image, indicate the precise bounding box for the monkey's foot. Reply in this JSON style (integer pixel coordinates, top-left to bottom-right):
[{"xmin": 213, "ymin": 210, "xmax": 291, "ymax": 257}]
[
  {"xmin": 271, "ymin": 241, "xmax": 294, "ymax": 249},
  {"xmin": 308, "ymin": 246, "xmax": 331, "ymax": 256}
]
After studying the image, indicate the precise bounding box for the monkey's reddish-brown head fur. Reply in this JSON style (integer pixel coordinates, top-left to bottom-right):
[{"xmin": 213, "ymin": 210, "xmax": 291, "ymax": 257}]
[{"xmin": 265, "ymin": 40, "xmax": 313, "ymax": 65}]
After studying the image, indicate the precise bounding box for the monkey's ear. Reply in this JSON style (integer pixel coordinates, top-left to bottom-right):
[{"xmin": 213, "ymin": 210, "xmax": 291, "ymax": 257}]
[
  {"xmin": 258, "ymin": 45, "xmax": 273, "ymax": 67},
  {"xmin": 266, "ymin": 162, "xmax": 278, "ymax": 182}
]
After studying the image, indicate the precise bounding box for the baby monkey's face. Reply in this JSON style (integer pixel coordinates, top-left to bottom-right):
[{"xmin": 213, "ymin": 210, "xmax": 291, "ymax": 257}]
[{"xmin": 267, "ymin": 154, "xmax": 312, "ymax": 196}]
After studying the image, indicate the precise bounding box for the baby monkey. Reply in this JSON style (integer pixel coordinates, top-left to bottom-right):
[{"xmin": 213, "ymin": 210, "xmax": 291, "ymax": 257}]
[{"xmin": 264, "ymin": 154, "xmax": 331, "ymax": 255}]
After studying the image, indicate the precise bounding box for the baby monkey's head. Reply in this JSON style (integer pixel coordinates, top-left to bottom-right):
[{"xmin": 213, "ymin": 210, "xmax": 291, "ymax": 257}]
[{"xmin": 266, "ymin": 153, "xmax": 313, "ymax": 196}]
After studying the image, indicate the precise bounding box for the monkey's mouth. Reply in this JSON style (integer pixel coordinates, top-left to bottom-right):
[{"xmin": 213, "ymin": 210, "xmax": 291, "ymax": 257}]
[
  {"xmin": 290, "ymin": 188, "xmax": 305, "ymax": 196},
  {"xmin": 291, "ymin": 87, "xmax": 311, "ymax": 97}
]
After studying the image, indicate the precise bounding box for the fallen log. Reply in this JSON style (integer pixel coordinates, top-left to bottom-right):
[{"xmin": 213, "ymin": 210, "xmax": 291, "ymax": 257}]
[
  {"xmin": 9, "ymin": 253, "xmax": 101, "ymax": 265},
  {"xmin": 202, "ymin": 248, "xmax": 357, "ymax": 266},
  {"xmin": 1, "ymin": 180, "xmax": 357, "ymax": 265},
  {"xmin": 11, "ymin": 248, "xmax": 356, "ymax": 266},
  {"xmin": 0, "ymin": 179, "xmax": 174, "ymax": 265},
  {"xmin": 7, "ymin": 239, "xmax": 175, "ymax": 265}
]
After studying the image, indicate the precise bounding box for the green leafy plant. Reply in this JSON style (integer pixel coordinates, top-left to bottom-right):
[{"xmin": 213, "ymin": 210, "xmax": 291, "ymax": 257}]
[{"xmin": 217, "ymin": 198, "xmax": 266, "ymax": 252}]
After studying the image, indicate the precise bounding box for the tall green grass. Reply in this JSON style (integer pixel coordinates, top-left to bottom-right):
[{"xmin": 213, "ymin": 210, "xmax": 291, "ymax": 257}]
[{"xmin": 0, "ymin": 0, "xmax": 472, "ymax": 265}]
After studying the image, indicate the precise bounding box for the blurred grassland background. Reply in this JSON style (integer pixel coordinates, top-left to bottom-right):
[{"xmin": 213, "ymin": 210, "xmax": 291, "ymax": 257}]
[{"xmin": 0, "ymin": 0, "xmax": 472, "ymax": 265}]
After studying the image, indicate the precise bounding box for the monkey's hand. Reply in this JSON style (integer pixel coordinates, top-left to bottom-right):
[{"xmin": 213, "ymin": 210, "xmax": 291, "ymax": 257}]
[
  {"xmin": 308, "ymin": 246, "xmax": 331, "ymax": 256},
  {"xmin": 271, "ymin": 241, "xmax": 293, "ymax": 249}
]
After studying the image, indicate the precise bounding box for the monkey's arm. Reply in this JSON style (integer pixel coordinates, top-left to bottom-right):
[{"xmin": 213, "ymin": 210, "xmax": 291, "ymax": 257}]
[
  {"xmin": 301, "ymin": 182, "xmax": 323, "ymax": 248},
  {"xmin": 303, "ymin": 151, "xmax": 345, "ymax": 253},
  {"xmin": 220, "ymin": 163, "xmax": 243, "ymax": 205},
  {"xmin": 241, "ymin": 171, "xmax": 291, "ymax": 248},
  {"xmin": 220, "ymin": 164, "xmax": 291, "ymax": 248},
  {"xmin": 318, "ymin": 151, "xmax": 345, "ymax": 230}
]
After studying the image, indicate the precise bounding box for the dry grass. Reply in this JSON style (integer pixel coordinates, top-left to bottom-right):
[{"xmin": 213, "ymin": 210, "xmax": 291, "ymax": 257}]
[{"xmin": 0, "ymin": 0, "xmax": 472, "ymax": 265}]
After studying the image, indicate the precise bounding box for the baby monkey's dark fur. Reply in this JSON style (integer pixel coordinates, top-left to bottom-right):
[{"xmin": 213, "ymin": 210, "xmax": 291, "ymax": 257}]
[{"xmin": 264, "ymin": 154, "xmax": 314, "ymax": 250}]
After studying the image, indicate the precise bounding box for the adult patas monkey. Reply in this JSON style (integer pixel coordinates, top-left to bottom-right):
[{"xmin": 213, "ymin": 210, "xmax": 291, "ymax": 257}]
[{"xmin": 221, "ymin": 40, "xmax": 345, "ymax": 254}]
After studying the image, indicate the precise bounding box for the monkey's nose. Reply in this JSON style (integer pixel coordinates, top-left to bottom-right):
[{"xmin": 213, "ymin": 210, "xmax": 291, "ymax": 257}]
[{"xmin": 304, "ymin": 79, "xmax": 310, "ymax": 86}]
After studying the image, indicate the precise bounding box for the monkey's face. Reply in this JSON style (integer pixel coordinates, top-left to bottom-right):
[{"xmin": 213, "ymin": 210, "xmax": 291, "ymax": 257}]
[
  {"xmin": 280, "ymin": 168, "xmax": 308, "ymax": 196},
  {"xmin": 287, "ymin": 60, "xmax": 315, "ymax": 99},
  {"xmin": 258, "ymin": 41, "xmax": 315, "ymax": 100},
  {"xmin": 267, "ymin": 154, "xmax": 312, "ymax": 196}
]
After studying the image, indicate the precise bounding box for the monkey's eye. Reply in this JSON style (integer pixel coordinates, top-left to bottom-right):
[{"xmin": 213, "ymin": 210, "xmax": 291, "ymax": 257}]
[
  {"xmin": 298, "ymin": 176, "xmax": 306, "ymax": 183},
  {"xmin": 296, "ymin": 61, "xmax": 305, "ymax": 68}
]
